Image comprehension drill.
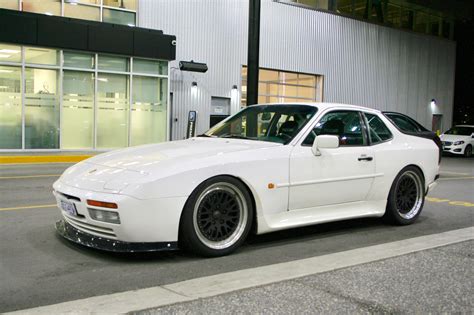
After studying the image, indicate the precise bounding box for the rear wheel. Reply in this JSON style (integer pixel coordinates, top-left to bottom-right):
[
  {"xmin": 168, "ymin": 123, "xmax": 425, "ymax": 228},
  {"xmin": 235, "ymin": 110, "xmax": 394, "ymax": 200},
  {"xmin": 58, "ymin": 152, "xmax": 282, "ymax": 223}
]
[
  {"xmin": 384, "ymin": 166, "xmax": 425, "ymax": 225},
  {"xmin": 179, "ymin": 176, "xmax": 253, "ymax": 257},
  {"xmin": 464, "ymin": 145, "xmax": 472, "ymax": 158}
]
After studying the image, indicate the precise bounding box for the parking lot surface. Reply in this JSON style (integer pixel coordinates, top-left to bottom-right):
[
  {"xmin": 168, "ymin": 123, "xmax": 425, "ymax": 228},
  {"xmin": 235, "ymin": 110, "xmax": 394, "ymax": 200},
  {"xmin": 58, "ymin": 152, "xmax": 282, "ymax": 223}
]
[{"xmin": 0, "ymin": 157, "xmax": 473, "ymax": 312}]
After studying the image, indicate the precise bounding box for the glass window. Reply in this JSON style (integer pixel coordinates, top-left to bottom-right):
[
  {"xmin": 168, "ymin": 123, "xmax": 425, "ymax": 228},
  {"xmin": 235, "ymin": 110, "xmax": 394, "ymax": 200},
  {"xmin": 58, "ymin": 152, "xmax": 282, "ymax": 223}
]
[
  {"xmin": 24, "ymin": 68, "xmax": 59, "ymax": 149},
  {"xmin": 414, "ymin": 11, "xmax": 429, "ymax": 33},
  {"xmin": 0, "ymin": 66, "xmax": 22, "ymax": 149},
  {"xmin": 64, "ymin": 3, "xmax": 100, "ymax": 21},
  {"xmin": 365, "ymin": 113, "xmax": 392, "ymax": 144},
  {"xmin": 0, "ymin": 44, "xmax": 22, "ymax": 63},
  {"xmin": 70, "ymin": 0, "xmax": 100, "ymax": 4},
  {"xmin": 25, "ymin": 47, "xmax": 59, "ymax": 66},
  {"xmin": 63, "ymin": 51, "xmax": 95, "ymax": 69},
  {"xmin": 205, "ymin": 105, "xmax": 317, "ymax": 144},
  {"xmin": 131, "ymin": 76, "xmax": 167, "ymax": 146},
  {"xmin": 98, "ymin": 55, "xmax": 129, "ymax": 72},
  {"xmin": 385, "ymin": 113, "xmax": 422, "ymax": 132},
  {"xmin": 103, "ymin": 0, "xmax": 137, "ymax": 10},
  {"xmin": 303, "ymin": 111, "xmax": 366, "ymax": 146},
  {"xmin": 103, "ymin": 8, "xmax": 136, "ymax": 26},
  {"xmin": 0, "ymin": 0, "xmax": 18, "ymax": 10},
  {"xmin": 97, "ymin": 73, "xmax": 129, "ymax": 148},
  {"xmin": 386, "ymin": 3, "xmax": 401, "ymax": 27},
  {"xmin": 23, "ymin": 0, "xmax": 61, "ymax": 16},
  {"xmin": 337, "ymin": 0, "xmax": 353, "ymax": 15},
  {"xmin": 62, "ymin": 71, "xmax": 94, "ymax": 149},
  {"xmin": 133, "ymin": 59, "xmax": 168, "ymax": 75},
  {"xmin": 400, "ymin": 7, "xmax": 414, "ymax": 30}
]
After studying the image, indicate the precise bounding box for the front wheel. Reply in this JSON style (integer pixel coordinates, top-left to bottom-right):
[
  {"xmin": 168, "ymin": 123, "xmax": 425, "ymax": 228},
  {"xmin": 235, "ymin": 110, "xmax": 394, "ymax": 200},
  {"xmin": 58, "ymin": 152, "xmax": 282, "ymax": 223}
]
[
  {"xmin": 464, "ymin": 145, "xmax": 472, "ymax": 158},
  {"xmin": 179, "ymin": 176, "xmax": 254, "ymax": 257},
  {"xmin": 384, "ymin": 166, "xmax": 425, "ymax": 225}
]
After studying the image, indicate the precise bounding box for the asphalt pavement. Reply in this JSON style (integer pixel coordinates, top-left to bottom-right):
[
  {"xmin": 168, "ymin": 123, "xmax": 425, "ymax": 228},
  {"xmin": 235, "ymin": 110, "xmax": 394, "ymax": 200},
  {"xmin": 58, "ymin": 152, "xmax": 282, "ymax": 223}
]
[{"xmin": 0, "ymin": 156, "xmax": 473, "ymax": 312}]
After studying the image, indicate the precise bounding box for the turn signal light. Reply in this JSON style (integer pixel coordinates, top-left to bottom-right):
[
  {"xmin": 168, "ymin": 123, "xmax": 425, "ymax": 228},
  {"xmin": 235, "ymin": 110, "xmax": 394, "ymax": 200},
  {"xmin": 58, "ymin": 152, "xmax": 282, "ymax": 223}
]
[{"xmin": 87, "ymin": 199, "xmax": 118, "ymax": 209}]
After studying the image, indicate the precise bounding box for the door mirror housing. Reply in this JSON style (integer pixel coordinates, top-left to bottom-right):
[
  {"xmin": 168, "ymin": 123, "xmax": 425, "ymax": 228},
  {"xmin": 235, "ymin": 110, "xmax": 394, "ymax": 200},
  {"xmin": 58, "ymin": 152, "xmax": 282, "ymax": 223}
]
[{"xmin": 312, "ymin": 135, "xmax": 339, "ymax": 156}]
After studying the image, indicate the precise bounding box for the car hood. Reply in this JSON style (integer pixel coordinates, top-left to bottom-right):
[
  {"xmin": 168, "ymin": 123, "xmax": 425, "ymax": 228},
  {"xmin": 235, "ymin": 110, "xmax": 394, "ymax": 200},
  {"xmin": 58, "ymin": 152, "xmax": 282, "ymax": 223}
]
[
  {"xmin": 84, "ymin": 137, "xmax": 282, "ymax": 173},
  {"xmin": 440, "ymin": 134, "xmax": 470, "ymax": 142}
]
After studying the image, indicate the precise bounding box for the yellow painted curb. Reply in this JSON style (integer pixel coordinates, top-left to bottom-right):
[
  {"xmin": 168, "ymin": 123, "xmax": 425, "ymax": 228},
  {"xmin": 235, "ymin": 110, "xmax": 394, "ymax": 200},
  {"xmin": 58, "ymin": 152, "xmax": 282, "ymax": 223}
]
[{"xmin": 0, "ymin": 155, "xmax": 93, "ymax": 164}]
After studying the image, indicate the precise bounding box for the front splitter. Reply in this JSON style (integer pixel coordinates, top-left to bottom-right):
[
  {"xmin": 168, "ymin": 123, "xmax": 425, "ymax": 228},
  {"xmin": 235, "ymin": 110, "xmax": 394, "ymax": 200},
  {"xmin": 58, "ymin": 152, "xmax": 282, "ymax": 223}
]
[{"xmin": 55, "ymin": 220, "xmax": 179, "ymax": 253}]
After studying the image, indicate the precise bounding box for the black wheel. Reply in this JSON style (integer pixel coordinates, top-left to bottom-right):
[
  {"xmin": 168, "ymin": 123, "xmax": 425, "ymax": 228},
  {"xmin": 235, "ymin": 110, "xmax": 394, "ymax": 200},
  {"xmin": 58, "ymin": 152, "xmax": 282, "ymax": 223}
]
[
  {"xmin": 179, "ymin": 176, "xmax": 254, "ymax": 257},
  {"xmin": 384, "ymin": 166, "xmax": 425, "ymax": 225},
  {"xmin": 464, "ymin": 145, "xmax": 472, "ymax": 158}
]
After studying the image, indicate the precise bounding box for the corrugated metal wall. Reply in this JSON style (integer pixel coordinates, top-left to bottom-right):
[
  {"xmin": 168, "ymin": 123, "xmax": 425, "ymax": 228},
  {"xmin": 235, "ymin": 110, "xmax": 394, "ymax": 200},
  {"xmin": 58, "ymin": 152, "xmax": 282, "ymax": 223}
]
[{"xmin": 140, "ymin": 0, "xmax": 456, "ymax": 140}]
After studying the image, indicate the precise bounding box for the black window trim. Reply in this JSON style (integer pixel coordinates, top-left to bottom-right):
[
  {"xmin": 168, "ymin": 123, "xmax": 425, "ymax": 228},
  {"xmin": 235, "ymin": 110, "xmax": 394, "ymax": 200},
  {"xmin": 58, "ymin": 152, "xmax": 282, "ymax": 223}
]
[
  {"xmin": 301, "ymin": 109, "xmax": 369, "ymax": 147},
  {"xmin": 382, "ymin": 111, "xmax": 429, "ymax": 133},
  {"xmin": 362, "ymin": 112, "xmax": 394, "ymax": 146}
]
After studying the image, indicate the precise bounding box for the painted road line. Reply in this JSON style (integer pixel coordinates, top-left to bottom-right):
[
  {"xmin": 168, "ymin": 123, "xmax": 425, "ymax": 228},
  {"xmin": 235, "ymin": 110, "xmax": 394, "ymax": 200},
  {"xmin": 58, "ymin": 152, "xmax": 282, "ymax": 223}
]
[
  {"xmin": 0, "ymin": 204, "xmax": 57, "ymax": 212},
  {"xmin": 0, "ymin": 155, "xmax": 92, "ymax": 164},
  {"xmin": 440, "ymin": 171, "xmax": 471, "ymax": 176},
  {"xmin": 0, "ymin": 174, "xmax": 61, "ymax": 180},
  {"xmin": 426, "ymin": 197, "xmax": 474, "ymax": 207},
  {"xmin": 7, "ymin": 227, "xmax": 473, "ymax": 315}
]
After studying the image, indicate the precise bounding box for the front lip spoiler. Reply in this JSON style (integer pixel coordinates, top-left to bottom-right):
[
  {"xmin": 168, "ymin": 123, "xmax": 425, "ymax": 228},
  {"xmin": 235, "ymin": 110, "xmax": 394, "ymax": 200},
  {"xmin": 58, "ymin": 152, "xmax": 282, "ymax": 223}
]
[{"xmin": 55, "ymin": 220, "xmax": 179, "ymax": 253}]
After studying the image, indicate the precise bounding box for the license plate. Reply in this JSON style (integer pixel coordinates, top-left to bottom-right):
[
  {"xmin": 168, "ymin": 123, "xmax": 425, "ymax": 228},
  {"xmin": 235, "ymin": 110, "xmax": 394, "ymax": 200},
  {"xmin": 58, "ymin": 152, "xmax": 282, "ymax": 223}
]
[{"xmin": 60, "ymin": 200, "xmax": 77, "ymax": 216}]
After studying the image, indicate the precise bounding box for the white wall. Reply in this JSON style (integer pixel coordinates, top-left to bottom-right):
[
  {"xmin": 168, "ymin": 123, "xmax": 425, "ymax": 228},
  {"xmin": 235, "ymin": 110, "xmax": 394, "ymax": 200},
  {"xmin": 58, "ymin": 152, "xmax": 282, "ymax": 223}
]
[{"xmin": 139, "ymin": 0, "xmax": 456, "ymax": 140}]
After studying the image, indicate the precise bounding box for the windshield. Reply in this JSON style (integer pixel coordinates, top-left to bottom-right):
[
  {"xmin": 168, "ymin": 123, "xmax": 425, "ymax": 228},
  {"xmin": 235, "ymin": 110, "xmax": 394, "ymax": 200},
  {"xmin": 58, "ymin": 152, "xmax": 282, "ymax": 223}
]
[
  {"xmin": 445, "ymin": 126, "xmax": 474, "ymax": 136},
  {"xmin": 204, "ymin": 105, "xmax": 318, "ymax": 144}
]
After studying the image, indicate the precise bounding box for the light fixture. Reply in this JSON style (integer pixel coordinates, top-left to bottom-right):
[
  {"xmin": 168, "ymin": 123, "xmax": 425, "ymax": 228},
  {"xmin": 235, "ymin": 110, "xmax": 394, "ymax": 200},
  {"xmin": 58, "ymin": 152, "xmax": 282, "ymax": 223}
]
[
  {"xmin": 232, "ymin": 85, "xmax": 238, "ymax": 90},
  {"xmin": 430, "ymin": 99, "xmax": 436, "ymax": 111},
  {"xmin": 192, "ymin": 81, "xmax": 198, "ymax": 87}
]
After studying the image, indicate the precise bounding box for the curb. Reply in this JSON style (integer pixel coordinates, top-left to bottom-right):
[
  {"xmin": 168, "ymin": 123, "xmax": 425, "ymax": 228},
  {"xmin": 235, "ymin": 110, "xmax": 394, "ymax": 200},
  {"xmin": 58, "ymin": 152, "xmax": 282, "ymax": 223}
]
[{"xmin": 0, "ymin": 155, "xmax": 93, "ymax": 164}]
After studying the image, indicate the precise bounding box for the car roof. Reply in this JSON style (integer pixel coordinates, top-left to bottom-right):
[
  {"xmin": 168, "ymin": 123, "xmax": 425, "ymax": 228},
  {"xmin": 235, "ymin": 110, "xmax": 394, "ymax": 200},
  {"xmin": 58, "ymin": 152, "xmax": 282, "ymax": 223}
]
[{"xmin": 255, "ymin": 102, "xmax": 382, "ymax": 114}]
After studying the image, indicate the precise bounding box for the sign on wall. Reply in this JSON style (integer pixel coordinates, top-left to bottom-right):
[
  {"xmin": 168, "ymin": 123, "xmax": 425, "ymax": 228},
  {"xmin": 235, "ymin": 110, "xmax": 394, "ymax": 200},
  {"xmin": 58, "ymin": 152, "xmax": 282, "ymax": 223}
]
[{"xmin": 186, "ymin": 110, "xmax": 197, "ymax": 138}]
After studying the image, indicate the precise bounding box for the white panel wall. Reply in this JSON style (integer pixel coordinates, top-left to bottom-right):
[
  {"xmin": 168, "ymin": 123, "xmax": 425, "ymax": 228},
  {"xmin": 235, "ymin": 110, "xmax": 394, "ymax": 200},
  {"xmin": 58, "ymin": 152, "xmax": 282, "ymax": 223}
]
[{"xmin": 139, "ymin": 0, "xmax": 456, "ymax": 140}]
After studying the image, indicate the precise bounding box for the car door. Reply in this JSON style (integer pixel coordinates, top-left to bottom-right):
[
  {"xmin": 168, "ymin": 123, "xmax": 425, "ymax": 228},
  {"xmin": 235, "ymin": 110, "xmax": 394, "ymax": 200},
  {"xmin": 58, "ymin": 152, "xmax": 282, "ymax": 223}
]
[{"xmin": 289, "ymin": 110, "xmax": 376, "ymax": 210}]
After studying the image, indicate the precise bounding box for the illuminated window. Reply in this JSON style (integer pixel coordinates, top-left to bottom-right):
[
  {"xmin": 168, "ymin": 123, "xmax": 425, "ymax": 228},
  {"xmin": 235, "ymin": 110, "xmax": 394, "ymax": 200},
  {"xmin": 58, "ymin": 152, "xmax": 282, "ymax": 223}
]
[
  {"xmin": 23, "ymin": 0, "xmax": 61, "ymax": 16},
  {"xmin": 103, "ymin": 8, "xmax": 135, "ymax": 26},
  {"xmin": 241, "ymin": 67, "xmax": 323, "ymax": 106},
  {"xmin": 103, "ymin": 0, "xmax": 137, "ymax": 10},
  {"xmin": 0, "ymin": 0, "xmax": 18, "ymax": 10},
  {"xmin": 64, "ymin": 3, "xmax": 100, "ymax": 21},
  {"xmin": 0, "ymin": 44, "xmax": 21, "ymax": 63},
  {"xmin": 0, "ymin": 65, "xmax": 22, "ymax": 149}
]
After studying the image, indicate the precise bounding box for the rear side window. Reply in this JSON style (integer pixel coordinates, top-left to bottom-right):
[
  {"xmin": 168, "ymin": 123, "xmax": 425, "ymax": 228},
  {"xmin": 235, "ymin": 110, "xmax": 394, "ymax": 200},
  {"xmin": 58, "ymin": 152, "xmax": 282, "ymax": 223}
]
[
  {"xmin": 385, "ymin": 113, "xmax": 423, "ymax": 132},
  {"xmin": 365, "ymin": 113, "xmax": 392, "ymax": 144}
]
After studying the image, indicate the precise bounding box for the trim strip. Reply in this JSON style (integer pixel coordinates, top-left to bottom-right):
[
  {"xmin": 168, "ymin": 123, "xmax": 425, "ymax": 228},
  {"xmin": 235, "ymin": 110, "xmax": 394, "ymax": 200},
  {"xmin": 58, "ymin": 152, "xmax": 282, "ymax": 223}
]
[{"xmin": 277, "ymin": 173, "xmax": 384, "ymax": 188}]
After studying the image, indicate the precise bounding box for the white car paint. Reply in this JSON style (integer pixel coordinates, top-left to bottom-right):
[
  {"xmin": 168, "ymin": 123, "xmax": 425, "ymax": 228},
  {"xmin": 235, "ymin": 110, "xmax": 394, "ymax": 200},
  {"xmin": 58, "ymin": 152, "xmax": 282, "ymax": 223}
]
[
  {"xmin": 439, "ymin": 125, "xmax": 474, "ymax": 156},
  {"xmin": 53, "ymin": 103, "xmax": 440, "ymax": 245}
]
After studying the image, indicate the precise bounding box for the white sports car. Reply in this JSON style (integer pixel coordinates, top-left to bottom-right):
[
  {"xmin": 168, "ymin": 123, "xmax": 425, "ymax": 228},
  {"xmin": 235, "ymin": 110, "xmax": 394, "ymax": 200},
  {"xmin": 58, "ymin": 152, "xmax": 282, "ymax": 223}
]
[
  {"xmin": 54, "ymin": 103, "xmax": 440, "ymax": 256},
  {"xmin": 440, "ymin": 125, "xmax": 474, "ymax": 157}
]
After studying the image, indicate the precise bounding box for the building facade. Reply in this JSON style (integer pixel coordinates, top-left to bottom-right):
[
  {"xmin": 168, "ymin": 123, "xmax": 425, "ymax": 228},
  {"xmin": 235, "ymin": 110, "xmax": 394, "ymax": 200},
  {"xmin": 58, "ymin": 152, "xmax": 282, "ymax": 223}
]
[
  {"xmin": 0, "ymin": 0, "xmax": 457, "ymax": 150},
  {"xmin": 140, "ymin": 0, "xmax": 456, "ymax": 140}
]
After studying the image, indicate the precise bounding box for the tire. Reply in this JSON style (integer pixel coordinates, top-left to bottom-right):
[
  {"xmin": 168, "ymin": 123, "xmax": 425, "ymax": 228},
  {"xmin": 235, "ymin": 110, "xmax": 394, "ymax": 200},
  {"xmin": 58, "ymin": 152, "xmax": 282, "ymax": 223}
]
[
  {"xmin": 384, "ymin": 166, "xmax": 425, "ymax": 225},
  {"xmin": 179, "ymin": 176, "xmax": 254, "ymax": 257},
  {"xmin": 464, "ymin": 145, "xmax": 472, "ymax": 158}
]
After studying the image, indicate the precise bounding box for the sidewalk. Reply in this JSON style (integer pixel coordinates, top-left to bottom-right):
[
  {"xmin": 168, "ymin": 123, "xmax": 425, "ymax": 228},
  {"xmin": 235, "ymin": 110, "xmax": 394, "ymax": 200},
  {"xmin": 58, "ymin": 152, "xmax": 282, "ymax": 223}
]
[{"xmin": 137, "ymin": 241, "xmax": 473, "ymax": 314}]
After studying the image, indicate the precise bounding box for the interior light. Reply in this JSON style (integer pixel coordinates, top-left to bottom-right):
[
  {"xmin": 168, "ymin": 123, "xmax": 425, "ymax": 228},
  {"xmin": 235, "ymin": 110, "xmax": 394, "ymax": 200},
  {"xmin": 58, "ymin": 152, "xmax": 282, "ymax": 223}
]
[
  {"xmin": 0, "ymin": 69, "xmax": 13, "ymax": 73},
  {"xmin": 0, "ymin": 54, "xmax": 12, "ymax": 58},
  {"xmin": 44, "ymin": 12, "xmax": 53, "ymax": 16},
  {"xmin": 0, "ymin": 49, "xmax": 20, "ymax": 54},
  {"xmin": 430, "ymin": 99, "xmax": 437, "ymax": 111}
]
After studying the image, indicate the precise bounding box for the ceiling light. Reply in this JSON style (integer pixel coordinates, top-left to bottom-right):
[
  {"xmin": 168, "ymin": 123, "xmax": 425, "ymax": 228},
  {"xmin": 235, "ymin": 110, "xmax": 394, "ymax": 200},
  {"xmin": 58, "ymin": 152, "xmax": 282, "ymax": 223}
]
[
  {"xmin": 0, "ymin": 54, "xmax": 11, "ymax": 58},
  {"xmin": 0, "ymin": 49, "xmax": 20, "ymax": 54},
  {"xmin": 0, "ymin": 69, "xmax": 13, "ymax": 73}
]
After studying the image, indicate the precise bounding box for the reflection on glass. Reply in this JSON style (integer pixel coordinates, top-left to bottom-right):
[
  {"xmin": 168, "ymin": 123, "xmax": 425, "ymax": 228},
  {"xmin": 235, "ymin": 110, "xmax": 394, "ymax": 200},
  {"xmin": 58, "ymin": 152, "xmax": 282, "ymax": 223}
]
[
  {"xmin": 131, "ymin": 76, "xmax": 167, "ymax": 145},
  {"xmin": 98, "ymin": 55, "xmax": 128, "ymax": 72},
  {"xmin": 0, "ymin": 66, "xmax": 22, "ymax": 149},
  {"xmin": 23, "ymin": 0, "xmax": 61, "ymax": 16},
  {"xmin": 0, "ymin": 44, "xmax": 21, "ymax": 63},
  {"xmin": 64, "ymin": 3, "xmax": 100, "ymax": 21},
  {"xmin": 63, "ymin": 51, "xmax": 95, "ymax": 69},
  {"xmin": 133, "ymin": 59, "xmax": 168, "ymax": 75},
  {"xmin": 103, "ymin": 8, "xmax": 136, "ymax": 26},
  {"xmin": 0, "ymin": 0, "xmax": 18, "ymax": 10},
  {"xmin": 103, "ymin": 0, "xmax": 137, "ymax": 10},
  {"xmin": 24, "ymin": 68, "xmax": 59, "ymax": 149},
  {"xmin": 62, "ymin": 71, "xmax": 94, "ymax": 149},
  {"xmin": 97, "ymin": 73, "xmax": 129, "ymax": 148},
  {"xmin": 25, "ymin": 47, "xmax": 59, "ymax": 65}
]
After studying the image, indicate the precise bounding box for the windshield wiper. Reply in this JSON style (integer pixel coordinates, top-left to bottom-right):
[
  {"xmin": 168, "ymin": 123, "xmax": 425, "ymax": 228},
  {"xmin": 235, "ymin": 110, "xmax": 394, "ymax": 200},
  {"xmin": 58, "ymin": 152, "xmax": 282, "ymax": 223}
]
[{"xmin": 220, "ymin": 134, "xmax": 254, "ymax": 140}]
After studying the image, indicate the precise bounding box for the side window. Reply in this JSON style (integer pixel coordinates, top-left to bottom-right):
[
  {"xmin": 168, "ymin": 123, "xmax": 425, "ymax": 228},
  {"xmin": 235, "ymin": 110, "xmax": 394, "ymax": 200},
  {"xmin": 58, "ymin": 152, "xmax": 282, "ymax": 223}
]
[
  {"xmin": 386, "ymin": 114, "xmax": 420, "ymax": 132},
  {"xmin": 302, "ymin": 111, "xmax": 367, "ymax": 146},
  {"xmin": 365, "ymin": 113, "xmax": 393, "ymax": 144}
]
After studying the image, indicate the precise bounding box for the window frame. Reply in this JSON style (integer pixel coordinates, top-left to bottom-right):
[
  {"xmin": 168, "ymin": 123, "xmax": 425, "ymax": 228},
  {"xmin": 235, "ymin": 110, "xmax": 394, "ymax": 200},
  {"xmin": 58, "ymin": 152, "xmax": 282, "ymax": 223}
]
[
  {"xmin": 300, "ymin": 109, "xmax": 369, "ymax": 147},
  {"xmin": 362, "ymin": 112, "xmax": 394, "ymax": 146}
]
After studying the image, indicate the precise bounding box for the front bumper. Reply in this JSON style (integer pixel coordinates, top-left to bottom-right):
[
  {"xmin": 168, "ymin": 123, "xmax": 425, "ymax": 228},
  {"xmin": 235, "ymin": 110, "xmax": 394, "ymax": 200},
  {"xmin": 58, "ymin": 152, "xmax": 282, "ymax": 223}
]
[
  {"xmin": 442, "ymin": 144, "xmax": 465, "ymax": 155},
  {"xmin": 56, "ymin": 220, "xmax": 178, "ymax": 252}
]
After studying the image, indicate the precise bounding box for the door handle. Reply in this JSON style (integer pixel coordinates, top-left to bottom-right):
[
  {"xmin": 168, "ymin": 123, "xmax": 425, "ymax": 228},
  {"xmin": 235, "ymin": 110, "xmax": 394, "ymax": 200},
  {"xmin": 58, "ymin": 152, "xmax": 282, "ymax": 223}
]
[{"xmin": 358, "ymin": 156, "xmax": 373, "ymax": 161}]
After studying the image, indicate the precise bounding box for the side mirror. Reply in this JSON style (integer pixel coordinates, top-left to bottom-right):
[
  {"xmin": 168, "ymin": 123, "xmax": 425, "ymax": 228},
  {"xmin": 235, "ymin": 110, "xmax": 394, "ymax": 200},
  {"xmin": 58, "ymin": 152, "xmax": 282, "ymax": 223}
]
[
  {"xmin": 471, "ymin": 133, "xmax": 474, "ymax": 139},
  {"xmin": 312, "ymin": 135, "xmax": 339, "ymax": 156}
]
